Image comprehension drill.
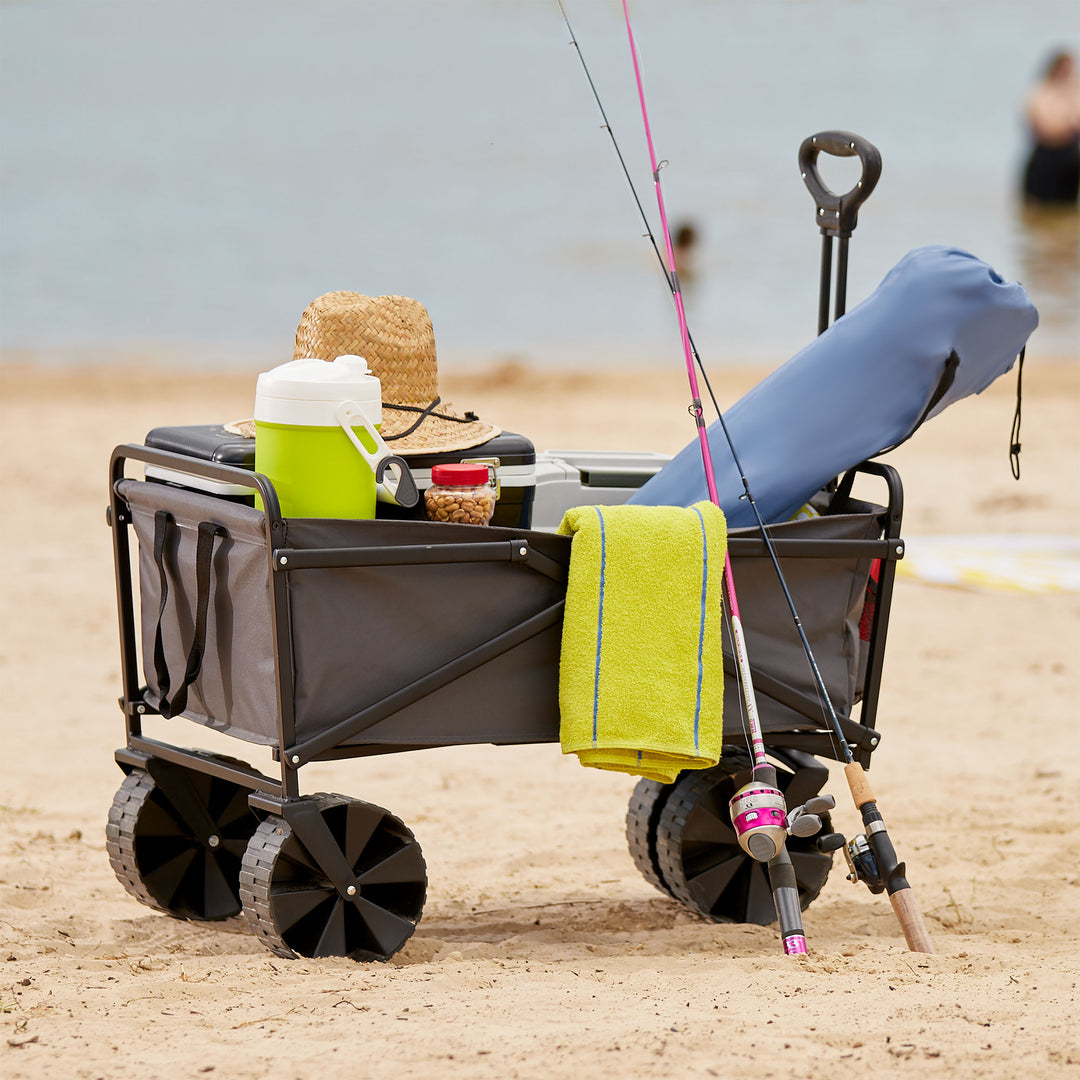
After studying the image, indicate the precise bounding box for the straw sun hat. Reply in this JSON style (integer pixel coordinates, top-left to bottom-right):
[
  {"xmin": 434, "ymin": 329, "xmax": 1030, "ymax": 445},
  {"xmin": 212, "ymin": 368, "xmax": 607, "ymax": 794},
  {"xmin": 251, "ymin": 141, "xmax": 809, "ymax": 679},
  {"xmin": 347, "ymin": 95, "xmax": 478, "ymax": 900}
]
[{"xmin": 291, "ymin": 292, "xmax": 498, "ymax": 455}]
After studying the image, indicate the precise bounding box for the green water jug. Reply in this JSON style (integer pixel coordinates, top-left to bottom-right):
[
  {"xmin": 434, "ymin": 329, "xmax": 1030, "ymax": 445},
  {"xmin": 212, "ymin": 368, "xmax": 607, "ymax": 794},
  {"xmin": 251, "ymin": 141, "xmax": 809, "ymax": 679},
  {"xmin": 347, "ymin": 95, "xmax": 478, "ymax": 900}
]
[{"xmin": 254, "ymin": 354, "xmax": 403, "ymax": 518}]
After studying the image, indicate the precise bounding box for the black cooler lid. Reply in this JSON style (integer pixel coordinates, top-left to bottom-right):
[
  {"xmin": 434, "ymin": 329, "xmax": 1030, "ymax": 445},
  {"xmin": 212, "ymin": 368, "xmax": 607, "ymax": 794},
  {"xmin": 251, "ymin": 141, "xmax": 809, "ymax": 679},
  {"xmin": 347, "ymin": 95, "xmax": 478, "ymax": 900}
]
[
  {"xmin": 145, "ymin": 424, "xmax": 255, "ymax": 468},
  {"xmin": 144, "ymin": 425, "xmax": 533, "ymax": 471}
]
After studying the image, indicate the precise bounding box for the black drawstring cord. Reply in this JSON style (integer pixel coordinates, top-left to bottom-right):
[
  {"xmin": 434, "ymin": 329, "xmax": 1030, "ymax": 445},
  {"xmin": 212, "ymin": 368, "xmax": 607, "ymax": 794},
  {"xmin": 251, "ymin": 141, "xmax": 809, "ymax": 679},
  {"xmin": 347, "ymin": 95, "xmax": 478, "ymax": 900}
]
[
  {"xmin": 383, "ymin": 397, "xmax": 480, "ymax": 441},
  {"xmin": 1010, "ymin": 347, "xmax": 1025, "ymax": 480}
]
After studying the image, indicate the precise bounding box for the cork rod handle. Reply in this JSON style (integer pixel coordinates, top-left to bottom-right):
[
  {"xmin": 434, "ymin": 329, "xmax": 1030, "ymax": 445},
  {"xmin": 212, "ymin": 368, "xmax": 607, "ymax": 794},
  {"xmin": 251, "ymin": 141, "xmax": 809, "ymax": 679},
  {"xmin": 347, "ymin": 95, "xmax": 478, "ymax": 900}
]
[
  {"xmin": 844, "ymin": 761, "xmax": 876, "ymax": 807},
  {"xmin": 844, "ymin": 762, "xmax": 935, "ymax": 954},
  {"xmin": 890, "ymin": 886, "xmax": 935, "ymax": 954}
]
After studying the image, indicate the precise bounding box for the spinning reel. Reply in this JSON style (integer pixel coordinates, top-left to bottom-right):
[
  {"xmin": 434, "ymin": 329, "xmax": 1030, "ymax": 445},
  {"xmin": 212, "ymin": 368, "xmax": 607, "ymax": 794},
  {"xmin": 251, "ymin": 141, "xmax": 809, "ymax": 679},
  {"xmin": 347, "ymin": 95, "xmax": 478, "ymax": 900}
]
[
  {"xmin": 729, "ymin": 781, "xmax": 839, "ymax": 862},
  {"xmin": 729, "ymin": 775, "xmax": 899, "ymax": 898},
  {"xmin": 842, "ymin": 833, "xmax": 886, "ymax": 893}
]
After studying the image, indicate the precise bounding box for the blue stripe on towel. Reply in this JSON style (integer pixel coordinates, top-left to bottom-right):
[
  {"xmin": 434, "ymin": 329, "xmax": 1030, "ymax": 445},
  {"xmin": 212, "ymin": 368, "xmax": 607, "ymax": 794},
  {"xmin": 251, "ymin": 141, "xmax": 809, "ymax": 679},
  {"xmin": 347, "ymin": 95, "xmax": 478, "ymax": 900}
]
[
  {"xmin": 592, "ymin": 506, "xmax": 607, "ymax": 745},
  {"xmin": 691, "ymin": 504, "xmax": 708, "ymax": 752}
]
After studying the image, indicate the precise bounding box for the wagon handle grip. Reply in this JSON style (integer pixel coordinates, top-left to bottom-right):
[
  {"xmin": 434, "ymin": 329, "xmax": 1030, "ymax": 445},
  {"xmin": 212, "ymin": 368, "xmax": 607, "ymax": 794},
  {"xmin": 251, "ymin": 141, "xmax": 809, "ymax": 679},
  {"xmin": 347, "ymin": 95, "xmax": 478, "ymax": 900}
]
[{"xmin": 799, "ymin": 131, "xmax": 882, "ymax": 238}]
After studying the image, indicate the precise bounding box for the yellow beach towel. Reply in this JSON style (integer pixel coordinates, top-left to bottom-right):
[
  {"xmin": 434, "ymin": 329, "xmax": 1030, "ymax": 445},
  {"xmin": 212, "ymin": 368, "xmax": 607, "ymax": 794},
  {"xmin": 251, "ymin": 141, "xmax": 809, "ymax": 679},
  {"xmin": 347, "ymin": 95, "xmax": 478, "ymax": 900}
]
[{"xmin": 557, "ymin": 502, "xmax": 727, "ymax": 783}]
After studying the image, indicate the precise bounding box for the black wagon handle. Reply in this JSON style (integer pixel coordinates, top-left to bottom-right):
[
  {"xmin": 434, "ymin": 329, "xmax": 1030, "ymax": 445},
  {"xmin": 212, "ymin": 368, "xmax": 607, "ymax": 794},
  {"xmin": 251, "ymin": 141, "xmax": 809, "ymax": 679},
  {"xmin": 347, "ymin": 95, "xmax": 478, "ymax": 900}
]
[{"xmin": 799, "ymin": 131, "xmax": 882, "ymax": 238}]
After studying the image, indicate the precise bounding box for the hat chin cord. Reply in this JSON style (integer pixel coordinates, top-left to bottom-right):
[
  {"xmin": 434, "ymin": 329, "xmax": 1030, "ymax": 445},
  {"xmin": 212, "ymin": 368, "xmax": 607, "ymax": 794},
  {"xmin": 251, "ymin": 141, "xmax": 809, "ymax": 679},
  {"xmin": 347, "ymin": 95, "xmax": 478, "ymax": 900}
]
[{"xmin": 382, "ymin": 398, "xmax": 480, "ymax": 442}]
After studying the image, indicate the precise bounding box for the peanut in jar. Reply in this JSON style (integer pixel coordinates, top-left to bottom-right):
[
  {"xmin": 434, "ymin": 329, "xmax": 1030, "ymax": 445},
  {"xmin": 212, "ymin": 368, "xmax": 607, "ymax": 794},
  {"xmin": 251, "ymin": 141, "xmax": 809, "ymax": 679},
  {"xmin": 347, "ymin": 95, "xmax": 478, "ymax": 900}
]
[{"xmin": 424, "ymin": 463, "xmax": 497, "ymax": 526}]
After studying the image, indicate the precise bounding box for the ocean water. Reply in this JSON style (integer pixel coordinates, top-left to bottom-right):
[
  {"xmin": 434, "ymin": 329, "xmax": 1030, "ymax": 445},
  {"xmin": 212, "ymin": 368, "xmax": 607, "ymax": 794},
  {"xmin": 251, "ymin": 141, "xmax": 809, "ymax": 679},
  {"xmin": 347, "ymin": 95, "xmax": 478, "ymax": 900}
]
[{"xmin": 1, "ymin": 0, "xmax": 1077, "ymax": 371}]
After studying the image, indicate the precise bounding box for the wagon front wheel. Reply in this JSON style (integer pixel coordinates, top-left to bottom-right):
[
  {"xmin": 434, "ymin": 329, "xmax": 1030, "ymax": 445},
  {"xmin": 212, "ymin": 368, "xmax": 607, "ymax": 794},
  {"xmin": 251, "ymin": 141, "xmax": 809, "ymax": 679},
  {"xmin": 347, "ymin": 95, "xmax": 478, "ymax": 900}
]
[
  {"xmin": 240, "ymin": 793, "xmax": 427, "ymax": 962},
  {"xmin": 106, "ymin": 760, "xmax": 259, "ymax": 922}
]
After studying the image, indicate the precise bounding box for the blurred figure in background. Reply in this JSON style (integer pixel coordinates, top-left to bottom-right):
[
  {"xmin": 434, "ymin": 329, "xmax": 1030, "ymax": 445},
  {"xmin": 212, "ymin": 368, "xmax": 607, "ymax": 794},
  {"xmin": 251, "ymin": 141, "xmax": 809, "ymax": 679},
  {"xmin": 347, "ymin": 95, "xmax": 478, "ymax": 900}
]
[
  {"xmin": 671, "ymin": 221, "xmax": 700, "ymax": 291},
  {"xmin": 1021, "ymin": 49, "xmax": 1080, "ymax": 206}
]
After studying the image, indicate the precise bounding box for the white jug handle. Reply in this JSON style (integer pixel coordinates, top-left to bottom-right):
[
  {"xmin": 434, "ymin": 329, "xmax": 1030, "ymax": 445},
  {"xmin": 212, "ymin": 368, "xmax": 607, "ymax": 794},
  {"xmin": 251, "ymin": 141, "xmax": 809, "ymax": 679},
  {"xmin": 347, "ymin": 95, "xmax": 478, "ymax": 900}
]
[{"xmin": 334, "ymin": 400, "xmax": 419, "ymax": 508}]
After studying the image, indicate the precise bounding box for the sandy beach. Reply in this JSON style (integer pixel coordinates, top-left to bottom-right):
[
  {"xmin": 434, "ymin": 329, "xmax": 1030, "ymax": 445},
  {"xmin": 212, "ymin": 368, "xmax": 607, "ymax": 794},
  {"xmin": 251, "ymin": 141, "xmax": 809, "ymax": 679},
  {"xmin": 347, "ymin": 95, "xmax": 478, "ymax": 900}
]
[{"xmin": 1, "ymin": 357, "xmax": 1078, "ymax": 1079}]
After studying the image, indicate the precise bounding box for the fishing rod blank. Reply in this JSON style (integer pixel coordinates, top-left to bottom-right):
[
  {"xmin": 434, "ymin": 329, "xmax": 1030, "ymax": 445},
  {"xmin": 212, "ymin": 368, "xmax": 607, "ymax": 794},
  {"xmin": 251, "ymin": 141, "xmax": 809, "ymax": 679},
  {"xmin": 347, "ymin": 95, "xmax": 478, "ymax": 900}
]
[{"xmin": 617, "ymin": 0, "xmax": 806, "ymax": 956}]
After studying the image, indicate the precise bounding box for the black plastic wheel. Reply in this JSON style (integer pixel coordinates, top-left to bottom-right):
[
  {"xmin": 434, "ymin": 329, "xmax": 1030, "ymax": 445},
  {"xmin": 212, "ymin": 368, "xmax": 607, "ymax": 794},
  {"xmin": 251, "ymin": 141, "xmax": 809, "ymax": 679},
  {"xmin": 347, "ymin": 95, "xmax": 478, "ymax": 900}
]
[
  {"xmin": 106, "ymin": 761, "xmax": 259, "ymax": 922},
  {"xmin": 625, "ymin": 778, "xmax": 679, "ymax": 897},
  {"xmin": 239, "ymin": 793, "xmax": 427, "ymax": 962},
  {"xmin": 654, "ymin": 753, "xmax": 834, "ymax": 925}
]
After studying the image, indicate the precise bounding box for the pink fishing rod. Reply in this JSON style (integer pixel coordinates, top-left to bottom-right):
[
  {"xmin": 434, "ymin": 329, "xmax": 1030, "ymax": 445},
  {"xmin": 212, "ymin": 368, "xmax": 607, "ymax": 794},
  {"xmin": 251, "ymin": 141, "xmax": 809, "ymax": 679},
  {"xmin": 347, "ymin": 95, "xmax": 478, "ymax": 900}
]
[{"xmin": 620, "ymin": 0, "xmax": 806, "ymax": 955}]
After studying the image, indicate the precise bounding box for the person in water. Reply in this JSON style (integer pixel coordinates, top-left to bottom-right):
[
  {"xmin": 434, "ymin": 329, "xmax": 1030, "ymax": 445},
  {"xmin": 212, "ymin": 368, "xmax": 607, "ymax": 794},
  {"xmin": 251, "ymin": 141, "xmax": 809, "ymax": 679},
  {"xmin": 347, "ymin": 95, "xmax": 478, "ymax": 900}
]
[
  {"xmin": 671, "ymin": 221, "xmax": 699, "ymax": 288},
  {"xmin": 1021, "ymin": 50, "xmax": 1080, "ymax": 205}
]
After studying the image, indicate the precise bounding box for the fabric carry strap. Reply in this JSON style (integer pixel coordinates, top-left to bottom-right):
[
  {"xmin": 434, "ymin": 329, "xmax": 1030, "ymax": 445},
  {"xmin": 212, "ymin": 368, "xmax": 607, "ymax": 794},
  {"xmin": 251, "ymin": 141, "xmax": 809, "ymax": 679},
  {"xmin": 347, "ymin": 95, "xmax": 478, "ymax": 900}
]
[
  {"xmin": 912, "ymin": 350, "xmax": 960, "ymax": 432},
  {"xmin": 874, "ymin": 350, "xmax": 961, "ymax": 458},
  {"xmin": 151, "ymin": 511, "xmax": 227, "ymax": 720}
]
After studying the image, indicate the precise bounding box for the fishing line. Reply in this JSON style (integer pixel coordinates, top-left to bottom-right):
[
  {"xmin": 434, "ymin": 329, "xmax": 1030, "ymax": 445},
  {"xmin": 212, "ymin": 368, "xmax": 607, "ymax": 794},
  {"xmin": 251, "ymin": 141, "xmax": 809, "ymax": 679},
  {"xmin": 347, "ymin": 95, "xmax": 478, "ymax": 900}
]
[
  {"xmin": 722, "ymin": 603, "xmax": 754, "ymax": 764},
  {"xmin": 555, "ymin": 0, "xmax": 669, "ymax": 279},
  {"xmin": 799, "ymin": 640, "xmax": 843, "ymax": 763},
  {"xmin": 554, "ymin": 0, "xmax": 729, "ymax": 421}
]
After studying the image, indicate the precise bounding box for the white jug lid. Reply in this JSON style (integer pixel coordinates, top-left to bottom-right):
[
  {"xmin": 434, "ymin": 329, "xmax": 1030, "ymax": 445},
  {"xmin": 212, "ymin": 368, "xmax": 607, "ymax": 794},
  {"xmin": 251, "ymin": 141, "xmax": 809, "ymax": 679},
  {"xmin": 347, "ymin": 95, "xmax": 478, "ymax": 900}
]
[{"xmin": 255, "ymin": 355, "xmax": 382, "ymax": 427}]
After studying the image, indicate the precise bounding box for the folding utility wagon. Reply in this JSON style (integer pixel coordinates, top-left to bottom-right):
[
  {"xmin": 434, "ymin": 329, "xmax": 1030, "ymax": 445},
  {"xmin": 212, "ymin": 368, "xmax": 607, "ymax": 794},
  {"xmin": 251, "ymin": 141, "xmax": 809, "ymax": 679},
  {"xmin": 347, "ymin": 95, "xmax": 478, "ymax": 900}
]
[{"xmin": 106, "ymin": 442, "xmax": 902, "ymax": 960}]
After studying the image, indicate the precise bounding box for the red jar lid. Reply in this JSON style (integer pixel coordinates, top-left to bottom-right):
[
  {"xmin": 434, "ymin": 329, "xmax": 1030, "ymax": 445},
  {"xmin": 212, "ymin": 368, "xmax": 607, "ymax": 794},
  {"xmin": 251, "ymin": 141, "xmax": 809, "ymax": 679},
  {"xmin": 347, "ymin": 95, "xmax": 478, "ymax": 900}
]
[{"xmin": 430, "ymin": 463, "xmax": 490, "ymax": 486}]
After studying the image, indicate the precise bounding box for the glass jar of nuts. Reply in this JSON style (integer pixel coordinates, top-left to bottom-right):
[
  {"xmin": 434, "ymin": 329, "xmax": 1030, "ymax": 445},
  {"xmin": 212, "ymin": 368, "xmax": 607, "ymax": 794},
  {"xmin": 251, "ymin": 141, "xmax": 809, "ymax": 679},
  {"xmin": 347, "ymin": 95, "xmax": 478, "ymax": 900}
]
[{"xmin": 424, "ymin": 463, "xmax": 497, "ymax": 526}]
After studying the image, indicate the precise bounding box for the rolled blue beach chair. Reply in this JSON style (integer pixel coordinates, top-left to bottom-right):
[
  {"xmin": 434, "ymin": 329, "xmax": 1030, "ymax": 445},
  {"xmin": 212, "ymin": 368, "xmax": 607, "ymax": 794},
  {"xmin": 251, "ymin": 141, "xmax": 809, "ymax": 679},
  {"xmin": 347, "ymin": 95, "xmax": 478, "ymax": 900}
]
[{"xmin": 630, "ymin": 245, "xmax": 1039, "ymax": 524}]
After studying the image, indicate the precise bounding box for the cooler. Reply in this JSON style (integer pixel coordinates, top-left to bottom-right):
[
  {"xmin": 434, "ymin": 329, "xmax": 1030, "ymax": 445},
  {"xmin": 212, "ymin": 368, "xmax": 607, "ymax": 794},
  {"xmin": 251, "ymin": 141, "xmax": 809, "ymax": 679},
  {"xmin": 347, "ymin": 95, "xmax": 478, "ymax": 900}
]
[
  {"xmin": 144, "ymin": 425, "xmax": 256, "ymax": 504},
  {"xmin": 530, "ymin": 450, "xmax": 671, "ymax": 531},
  {"xmin": 142, "ymin": 425, "xmax": 536, "ymax": 528}
]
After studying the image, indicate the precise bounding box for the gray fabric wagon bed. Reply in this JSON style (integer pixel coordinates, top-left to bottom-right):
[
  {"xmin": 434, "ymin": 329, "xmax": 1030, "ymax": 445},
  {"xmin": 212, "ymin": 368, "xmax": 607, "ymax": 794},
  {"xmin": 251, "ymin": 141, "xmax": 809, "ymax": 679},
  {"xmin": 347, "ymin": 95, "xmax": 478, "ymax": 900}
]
[{"xmin": 117, "ymin": 473, "xmax": 889, "ymax": 765}]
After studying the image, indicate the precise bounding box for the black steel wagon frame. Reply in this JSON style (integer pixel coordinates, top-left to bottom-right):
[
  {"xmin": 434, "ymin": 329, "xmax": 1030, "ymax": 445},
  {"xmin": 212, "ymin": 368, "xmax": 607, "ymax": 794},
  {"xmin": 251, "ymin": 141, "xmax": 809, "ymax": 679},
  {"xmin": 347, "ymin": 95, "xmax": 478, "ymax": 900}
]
[{"xmin": 106, "ymin": 441, "xmax": 905, "ymax": 958}]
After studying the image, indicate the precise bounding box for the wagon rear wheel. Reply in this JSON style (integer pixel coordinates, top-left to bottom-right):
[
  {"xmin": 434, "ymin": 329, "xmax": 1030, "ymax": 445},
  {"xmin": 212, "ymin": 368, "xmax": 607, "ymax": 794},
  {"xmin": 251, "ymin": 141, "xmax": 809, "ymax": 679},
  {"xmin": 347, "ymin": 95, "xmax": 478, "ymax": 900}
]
[
  {"xmin": 106, "ymin": 760, "xmax": 259, "ymax": 922},
  {"xmin": 240, "ymin": 793, "xmax": 427, "ymax": 962},
  {"xmin": 654, "ymin": 753, "xmax": 834, "ymax": 925}
]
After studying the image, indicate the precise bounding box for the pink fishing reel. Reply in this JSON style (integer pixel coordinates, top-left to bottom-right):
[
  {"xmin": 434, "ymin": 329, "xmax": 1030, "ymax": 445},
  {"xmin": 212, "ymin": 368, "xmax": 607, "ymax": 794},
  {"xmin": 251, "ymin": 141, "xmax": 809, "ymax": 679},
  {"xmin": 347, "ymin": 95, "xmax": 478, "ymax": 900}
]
[{"xmin": 729, "ymin": 781, "xmax": 788, "ymax": 862}]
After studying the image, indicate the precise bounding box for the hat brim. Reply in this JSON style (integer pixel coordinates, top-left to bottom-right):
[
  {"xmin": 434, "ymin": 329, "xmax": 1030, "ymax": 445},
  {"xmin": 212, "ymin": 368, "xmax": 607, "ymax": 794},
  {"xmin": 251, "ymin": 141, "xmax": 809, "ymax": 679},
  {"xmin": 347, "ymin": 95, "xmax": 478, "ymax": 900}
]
[
  {"xmin": 379, "ymin": 409, "xmax": 501, "ymax": 456},
  {"xmin": 224, "ymin": 413, "xmax": 501, "ymax": 456}
]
